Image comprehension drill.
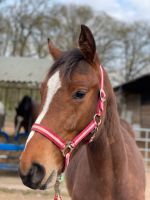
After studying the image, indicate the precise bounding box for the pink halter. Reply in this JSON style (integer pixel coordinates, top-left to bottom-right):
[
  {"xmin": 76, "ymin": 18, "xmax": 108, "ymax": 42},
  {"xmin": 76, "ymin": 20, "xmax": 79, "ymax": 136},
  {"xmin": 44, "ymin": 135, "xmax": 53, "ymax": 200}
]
[{"xmin": 31, "ymin": 65, "xmax": 106, "ymax": 170}]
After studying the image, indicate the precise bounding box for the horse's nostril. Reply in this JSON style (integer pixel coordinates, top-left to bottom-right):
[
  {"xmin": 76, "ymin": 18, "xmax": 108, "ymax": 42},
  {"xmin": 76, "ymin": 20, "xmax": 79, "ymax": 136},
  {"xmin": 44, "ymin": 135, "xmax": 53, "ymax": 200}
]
[
  {"xmin": 30, "ymin": 163, "xmax": 45, "ymax": 184},
  {"xmin": 19, "ymin": 163, "xmax": 45, "ymax": 189}
]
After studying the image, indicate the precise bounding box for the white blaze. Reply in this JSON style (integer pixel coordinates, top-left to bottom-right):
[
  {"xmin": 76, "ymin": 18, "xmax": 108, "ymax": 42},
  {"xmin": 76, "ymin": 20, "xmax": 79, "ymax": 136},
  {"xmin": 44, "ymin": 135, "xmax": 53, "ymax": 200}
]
[{"xmin": 25, "ymin": 71, "xmax": 61, "ymax": 147}]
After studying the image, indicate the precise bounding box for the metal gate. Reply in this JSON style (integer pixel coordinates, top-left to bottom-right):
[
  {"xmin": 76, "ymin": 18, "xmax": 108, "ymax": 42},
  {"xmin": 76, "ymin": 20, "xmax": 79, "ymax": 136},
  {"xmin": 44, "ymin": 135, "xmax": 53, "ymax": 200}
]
[{"xmin": 134, "ymin": 127, "xmax": 150, "ymax": 171}]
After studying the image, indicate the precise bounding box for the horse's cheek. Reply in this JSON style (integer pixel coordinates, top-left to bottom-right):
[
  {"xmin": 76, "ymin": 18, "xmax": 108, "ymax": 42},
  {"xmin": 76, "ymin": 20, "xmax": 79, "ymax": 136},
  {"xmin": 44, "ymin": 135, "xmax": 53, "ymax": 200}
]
[{"xmin": 63, "ymin": 114, "xmax": 77, "ymax": 131}]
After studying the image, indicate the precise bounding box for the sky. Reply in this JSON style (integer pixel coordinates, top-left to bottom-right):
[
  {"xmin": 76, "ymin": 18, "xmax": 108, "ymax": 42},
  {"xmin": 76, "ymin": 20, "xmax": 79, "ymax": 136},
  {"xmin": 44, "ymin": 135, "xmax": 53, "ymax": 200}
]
[
  {"xmin": 3, "ymin": 0, "xmax": 150, "ymax": 22},
  {"xmin": 57, "ymin": 0, "xmax": 150, "ymax": 22}
]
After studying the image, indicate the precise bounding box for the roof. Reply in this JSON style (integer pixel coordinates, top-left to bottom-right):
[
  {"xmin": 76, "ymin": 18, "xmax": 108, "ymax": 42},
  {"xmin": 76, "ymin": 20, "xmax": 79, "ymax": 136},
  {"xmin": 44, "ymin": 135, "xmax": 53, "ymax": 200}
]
[
  {"xmin": 0, "ymin": 56, "xmax": 52, "ymax": 84},
  {"xmin": 0, "ymin": 56, "xmax": 122, "ymax": 87},
  {"xmin": 136, "ymin": 65, "xmax": 150, "ymax": 78},
  {"xmin": 0, "ymin": 56, "xmax": 149, "ymax": 87},
  {"xmin": 114, "ymin": 74, "xmax": 150, "ymax": 93},
  {"xmin": 113, "ymin": 65, "xmax": 150, "ymax": 88}
]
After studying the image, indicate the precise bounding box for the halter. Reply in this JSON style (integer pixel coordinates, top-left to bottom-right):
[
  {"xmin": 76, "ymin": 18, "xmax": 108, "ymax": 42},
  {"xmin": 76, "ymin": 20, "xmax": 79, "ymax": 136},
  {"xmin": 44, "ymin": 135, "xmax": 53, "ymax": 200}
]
[
  {"xmin": 31, "ymin": 65, "xmax": 106, "ymax": 169},
  {"xmin": 31, "ymin": 65, "xmax": 106, "ymax": 199}
]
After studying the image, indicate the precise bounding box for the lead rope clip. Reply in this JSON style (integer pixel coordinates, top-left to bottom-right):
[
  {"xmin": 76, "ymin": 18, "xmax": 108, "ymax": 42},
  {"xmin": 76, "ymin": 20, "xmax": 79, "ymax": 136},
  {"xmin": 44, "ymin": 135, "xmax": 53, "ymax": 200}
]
[{"xmin": 54, "ymin": 175, "xmax": 62, "ymax": 200}]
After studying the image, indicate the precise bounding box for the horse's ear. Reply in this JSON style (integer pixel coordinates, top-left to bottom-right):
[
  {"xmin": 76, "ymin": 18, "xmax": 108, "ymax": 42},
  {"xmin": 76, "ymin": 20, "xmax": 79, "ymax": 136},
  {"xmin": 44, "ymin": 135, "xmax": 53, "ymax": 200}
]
[
  {"xmin": 79, "ymin": 25, "xmax": 96, "ymax": 64},
  {"xmin": 47, "ymin": 38, "xmax": 63, "ymax": 60}
]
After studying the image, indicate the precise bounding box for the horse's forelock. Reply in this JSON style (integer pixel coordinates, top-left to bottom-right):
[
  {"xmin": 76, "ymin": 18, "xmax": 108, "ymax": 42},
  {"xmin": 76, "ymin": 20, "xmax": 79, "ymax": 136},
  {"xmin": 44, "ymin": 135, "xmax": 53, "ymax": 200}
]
[{"xmin": 48, "ymin": 48, "xmax": 86, "ymax": 80}]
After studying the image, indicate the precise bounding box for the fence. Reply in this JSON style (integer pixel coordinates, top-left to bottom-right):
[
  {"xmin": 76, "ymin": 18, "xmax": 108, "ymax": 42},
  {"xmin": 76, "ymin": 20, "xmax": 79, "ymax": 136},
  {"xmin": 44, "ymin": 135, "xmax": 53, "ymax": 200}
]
[{"xmin": 134, "ymin": 127, "xmax": 150, "ymax": 172}]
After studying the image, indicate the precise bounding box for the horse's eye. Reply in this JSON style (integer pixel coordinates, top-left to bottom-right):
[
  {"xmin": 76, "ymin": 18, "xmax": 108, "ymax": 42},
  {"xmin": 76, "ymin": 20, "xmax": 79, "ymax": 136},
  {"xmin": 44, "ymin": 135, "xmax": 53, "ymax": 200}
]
[{"xmin": 73, "ymin": 91, "xmax": 86, "ymax": 99}]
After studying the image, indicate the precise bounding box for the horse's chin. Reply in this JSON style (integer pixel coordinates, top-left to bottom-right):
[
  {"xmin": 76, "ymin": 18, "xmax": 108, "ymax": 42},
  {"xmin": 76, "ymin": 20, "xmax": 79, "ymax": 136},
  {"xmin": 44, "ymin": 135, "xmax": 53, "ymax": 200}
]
[{"xmin": 39, "ymin": 170, "xmax": 58, "ymax": 190}]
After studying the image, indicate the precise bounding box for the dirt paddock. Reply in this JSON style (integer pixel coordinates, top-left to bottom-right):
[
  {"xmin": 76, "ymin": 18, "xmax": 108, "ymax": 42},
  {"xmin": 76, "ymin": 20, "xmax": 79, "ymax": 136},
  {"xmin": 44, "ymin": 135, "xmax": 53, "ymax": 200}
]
[
  {"xmin": 0, "ymin": 122, "xmax": 150, "ymax": 199},
  {"xmin": 0, "ymin": 172, "xmax": 149, "ymax": 200}
]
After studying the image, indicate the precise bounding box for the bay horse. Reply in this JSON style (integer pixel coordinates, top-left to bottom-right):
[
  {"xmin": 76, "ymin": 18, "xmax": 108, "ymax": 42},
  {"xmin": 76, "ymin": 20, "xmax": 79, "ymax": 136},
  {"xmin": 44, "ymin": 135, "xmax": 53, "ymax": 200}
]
[
  {"xmin": 19, "ymin": 25, "xmax": 145, "ymax": 200},
  {"xmin": 15, "ymin": 95, "xmax": 38, "ymax": 134}
]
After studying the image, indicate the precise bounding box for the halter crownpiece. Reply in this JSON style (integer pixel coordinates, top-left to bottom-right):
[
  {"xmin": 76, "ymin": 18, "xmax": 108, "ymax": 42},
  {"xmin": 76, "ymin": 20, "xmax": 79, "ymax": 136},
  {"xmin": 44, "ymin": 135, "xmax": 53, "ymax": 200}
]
[{"xmin": 31, "ymin": 64, "xmax": 106, "ymax": 200}]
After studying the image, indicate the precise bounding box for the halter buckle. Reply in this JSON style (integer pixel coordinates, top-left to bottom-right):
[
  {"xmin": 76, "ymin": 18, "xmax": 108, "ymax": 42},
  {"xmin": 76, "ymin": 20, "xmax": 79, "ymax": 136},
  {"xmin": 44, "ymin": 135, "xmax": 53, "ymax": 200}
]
[
  {"xmin": 93, "ymin": 114, "xmax": 102, "ymax": 128},
  {"xmin": 61, "ymin": 142, "xmax": 74, "ymax": 157},
  {"xmin": 100, "ymin": 89, "xmax": 106, "ymax": 102}
]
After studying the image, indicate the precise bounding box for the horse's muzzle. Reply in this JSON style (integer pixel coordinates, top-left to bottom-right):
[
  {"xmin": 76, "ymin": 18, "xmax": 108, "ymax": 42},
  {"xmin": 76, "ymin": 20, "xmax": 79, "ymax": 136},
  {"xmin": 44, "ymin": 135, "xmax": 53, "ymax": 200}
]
[{"xmin": 19, "ymin": 163, "xmax": 45, "ymax": 189}]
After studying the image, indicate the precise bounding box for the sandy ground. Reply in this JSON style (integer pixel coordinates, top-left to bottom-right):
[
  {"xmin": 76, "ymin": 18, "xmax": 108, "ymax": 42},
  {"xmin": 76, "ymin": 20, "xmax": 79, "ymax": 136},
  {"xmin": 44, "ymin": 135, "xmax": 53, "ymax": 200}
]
[
  {"xmin": 0, "ymin": 123, "xmax": 150, "ymax": 199},
  {"xmin": 0, "ymin": 191, "xmax": 70, "ymax": 200},
  {"xmin": 0, "ymin": 173, "xmax": 149, "ymax": 200},
  {"xmin": 0, "ymin": 173, "xmax": 70, "ymax": 200}
]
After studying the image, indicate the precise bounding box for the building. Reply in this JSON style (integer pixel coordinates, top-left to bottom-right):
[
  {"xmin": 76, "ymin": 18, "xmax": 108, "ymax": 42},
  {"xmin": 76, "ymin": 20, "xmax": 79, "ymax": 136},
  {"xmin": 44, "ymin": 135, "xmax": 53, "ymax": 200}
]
[
  {"xmin": 0, "ymin": 56, "xmax": 52, "ymax": 115},
  {"xmin": 115, "ymin": 74, "xmax": 150, "ymax": 128}
]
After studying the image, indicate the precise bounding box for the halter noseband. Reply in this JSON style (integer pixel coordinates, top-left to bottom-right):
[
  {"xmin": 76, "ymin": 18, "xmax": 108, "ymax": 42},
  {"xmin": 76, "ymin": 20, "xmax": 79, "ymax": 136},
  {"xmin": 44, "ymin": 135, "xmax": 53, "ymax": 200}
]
[{"xmin": 31, "ymin": 65, "xmax": 106, "ymax": 170}]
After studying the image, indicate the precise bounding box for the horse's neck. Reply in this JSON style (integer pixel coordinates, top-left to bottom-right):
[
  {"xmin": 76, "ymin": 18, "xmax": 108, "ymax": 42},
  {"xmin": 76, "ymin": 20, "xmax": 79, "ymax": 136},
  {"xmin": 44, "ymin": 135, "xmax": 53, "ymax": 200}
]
[{"xmin": 87, "ymin": 75, "xmax": 127, "ymax": 178}]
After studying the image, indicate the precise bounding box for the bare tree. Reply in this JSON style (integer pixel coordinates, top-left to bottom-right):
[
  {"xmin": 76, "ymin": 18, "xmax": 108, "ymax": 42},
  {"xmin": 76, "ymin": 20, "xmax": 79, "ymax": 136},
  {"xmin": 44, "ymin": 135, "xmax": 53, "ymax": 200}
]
[
  {"xmin": 0, "ymin": 0, "xmax": 52, "ymax": 57},
  {"xmin": 0, "ymin": 1, "xmax": 149, "ymax": 82},
  {"xmin": 90, "ymin": 13, "xmax": 122, "ymax": 69},
  {"xmin": 116, "ymin": 22, "xmax": 150, "ymax": 81}
]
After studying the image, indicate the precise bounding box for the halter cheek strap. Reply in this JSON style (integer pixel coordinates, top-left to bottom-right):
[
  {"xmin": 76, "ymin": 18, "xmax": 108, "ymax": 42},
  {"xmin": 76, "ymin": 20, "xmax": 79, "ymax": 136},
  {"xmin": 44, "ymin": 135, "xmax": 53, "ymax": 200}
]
[{"xmin": 31, "ymin": 65, "xmax": 106, "ymax": 170}]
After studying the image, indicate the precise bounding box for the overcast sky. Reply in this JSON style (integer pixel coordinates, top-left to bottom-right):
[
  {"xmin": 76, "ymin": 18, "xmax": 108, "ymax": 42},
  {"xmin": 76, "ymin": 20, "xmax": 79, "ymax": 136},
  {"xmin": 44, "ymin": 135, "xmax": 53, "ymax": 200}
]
[
  {"xmin": 57, "ymin": 0, "xmax": 150, "ymax": 22},
  {"xmin": 3, "ymin": 0, "xmax": 150, "ymax": 22}
]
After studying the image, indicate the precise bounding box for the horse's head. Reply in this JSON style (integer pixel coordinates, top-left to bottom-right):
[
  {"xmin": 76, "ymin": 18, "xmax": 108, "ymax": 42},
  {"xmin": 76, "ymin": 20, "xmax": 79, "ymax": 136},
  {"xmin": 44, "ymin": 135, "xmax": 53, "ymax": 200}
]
[
  {"xmin": 19, "ymin": 25, "xmax": 106, "ymax": 190},
  {"xmin": 15, "ymin": 96, "xmax": 32, "ymax": 117}
]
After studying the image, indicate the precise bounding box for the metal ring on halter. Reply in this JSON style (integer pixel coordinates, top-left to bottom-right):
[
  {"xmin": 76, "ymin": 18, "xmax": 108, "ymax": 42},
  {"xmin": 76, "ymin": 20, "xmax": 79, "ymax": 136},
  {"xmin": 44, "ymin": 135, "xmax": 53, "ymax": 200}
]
[
  {"xmin": 100, "ymin": 89, "xmax": 106, "ymax": 102},
  {"xmin": 61, "ymin": 142, "xmax": 74, "ymax": 157},
  {"xmin": 93, "ymin": 114, "xmax": 102, "ymax": 127}
]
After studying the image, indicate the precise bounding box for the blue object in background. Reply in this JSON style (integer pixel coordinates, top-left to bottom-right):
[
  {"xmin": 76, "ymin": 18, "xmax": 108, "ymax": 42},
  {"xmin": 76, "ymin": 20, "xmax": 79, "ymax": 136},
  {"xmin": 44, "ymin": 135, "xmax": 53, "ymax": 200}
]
[{"xmin": 0, "ymin": 143, "xmax": 24, "ymax": 151}]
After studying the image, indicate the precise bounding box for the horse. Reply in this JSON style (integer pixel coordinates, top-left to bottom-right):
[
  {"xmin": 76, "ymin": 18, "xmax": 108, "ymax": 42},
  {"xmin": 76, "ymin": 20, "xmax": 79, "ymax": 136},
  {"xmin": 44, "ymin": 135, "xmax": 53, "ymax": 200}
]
[
  {"xmin": 15, "ymin": 95, "xmax": 38, "ymax": 134},
  {"xmin": 0, "ymin": 101, "xmax": 5, "ymax": 129},
  {"xmin": 19, "ymin": 25, "xmax": 145, "ymax": 200}
]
